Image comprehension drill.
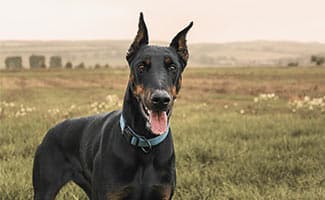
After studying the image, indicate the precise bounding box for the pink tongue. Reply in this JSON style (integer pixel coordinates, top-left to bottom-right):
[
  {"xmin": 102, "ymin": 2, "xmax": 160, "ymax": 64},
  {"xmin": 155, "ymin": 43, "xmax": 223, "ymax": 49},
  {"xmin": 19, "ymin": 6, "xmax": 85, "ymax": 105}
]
[{"xmin": 149, "ymin": 111, "xmax": 167, "ymax": 135}]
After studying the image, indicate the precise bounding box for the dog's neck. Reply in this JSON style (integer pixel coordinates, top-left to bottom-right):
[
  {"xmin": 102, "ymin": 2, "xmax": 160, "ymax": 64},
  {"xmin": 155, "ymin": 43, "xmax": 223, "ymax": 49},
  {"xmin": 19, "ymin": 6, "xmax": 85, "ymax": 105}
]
[{"xmin": 122, "ymin": 83, "xmax": 154, "ymax": 138}]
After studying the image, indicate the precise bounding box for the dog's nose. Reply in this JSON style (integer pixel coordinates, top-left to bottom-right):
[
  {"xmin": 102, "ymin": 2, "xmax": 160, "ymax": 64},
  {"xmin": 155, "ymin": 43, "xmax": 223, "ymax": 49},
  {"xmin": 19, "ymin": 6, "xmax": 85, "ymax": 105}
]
[{"xmin": 151, "ymin": 90, "xmax": 171, "ymax": 110}]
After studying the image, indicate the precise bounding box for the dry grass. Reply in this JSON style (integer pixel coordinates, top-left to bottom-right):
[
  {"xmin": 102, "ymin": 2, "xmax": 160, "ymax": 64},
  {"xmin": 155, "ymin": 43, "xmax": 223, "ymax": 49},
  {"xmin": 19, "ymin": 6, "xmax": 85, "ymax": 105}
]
[{"xmin": 0, "ymin": 67, "xmax": 325, "ymax": 200}]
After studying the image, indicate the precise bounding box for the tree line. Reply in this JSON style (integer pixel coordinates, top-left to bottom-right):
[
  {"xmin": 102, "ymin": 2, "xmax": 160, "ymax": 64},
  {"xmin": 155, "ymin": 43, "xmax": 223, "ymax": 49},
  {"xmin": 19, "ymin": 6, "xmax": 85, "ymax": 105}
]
[{"xmin": 4, "ymin": 55, "xmax": 110, "ymax": 70}]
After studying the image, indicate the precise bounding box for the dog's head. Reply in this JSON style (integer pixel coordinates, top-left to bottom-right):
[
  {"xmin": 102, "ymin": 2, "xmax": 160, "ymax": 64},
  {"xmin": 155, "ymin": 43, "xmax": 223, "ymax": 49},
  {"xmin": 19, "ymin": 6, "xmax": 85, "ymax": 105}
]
[{"xmin": 126, "ymin": 13, "xmax": 193, "ymax": 135}]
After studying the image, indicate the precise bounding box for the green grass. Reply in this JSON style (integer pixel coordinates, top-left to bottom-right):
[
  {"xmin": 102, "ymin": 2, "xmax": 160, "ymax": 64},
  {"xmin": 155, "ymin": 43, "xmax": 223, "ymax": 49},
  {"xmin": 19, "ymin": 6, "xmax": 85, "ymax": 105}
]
[{"xmin": 0, "ymin": 67, "xmax": 325, "ymax": 199}]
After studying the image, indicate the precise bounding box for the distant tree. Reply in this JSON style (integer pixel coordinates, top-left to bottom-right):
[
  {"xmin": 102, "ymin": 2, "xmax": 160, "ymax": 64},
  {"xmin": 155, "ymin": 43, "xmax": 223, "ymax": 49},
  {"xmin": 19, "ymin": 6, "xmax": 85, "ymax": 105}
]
[
  {"xmin": 104, "ymin": 64, "xmax": 110, "ymax": 68},
  {"xmin": 5, "ymin": 56, "xmax": 22, "ymax": 69},
  {"xmin": 311, "ymin": 55, "xmax": 317, "ymax": 62},
  {"xmin": 311, "ymin": 55, "xmax": 325, "ymax": 66},
  {"xmin": 76, "ymin": 62, "xmax": 85, "ymax": 69},
  {"xmin": 94, "ymin": 64, "xmax": 101, "ymax": 69},
  {"xmin": 30, "ymin": 55, "xmax": 46, "ymax": 68},
  {"xmin": 65, "ymin": 62, "xmax": 73, "ymax": 69},
  {"xmin": 49, "ymin": 56, "xmax": 62, "ymax": 68},
  {"xmin": 288, "ymin": 62, "xmax": 298, "ymax": 67},
  {"xmin": 317, "ymin": 58, "xmax": 325, "ymax": 66}
]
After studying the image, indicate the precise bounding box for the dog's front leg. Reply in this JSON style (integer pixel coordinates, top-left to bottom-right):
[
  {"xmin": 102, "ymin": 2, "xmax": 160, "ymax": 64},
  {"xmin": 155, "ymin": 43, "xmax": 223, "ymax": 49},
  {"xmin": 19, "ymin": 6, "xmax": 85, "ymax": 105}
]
[{"xmin": 91, "ymin": 155, "xmax": 109, "ymax": 200}]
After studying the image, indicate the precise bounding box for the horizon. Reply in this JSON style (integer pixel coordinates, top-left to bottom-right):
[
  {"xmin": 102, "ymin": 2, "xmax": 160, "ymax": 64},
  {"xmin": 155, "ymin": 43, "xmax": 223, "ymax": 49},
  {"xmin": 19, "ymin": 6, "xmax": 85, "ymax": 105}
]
[
  {"xmin": 0, "ymin": 0, "xmax": 325, "ymax": 43},
  {"xmin": 1, "ymin": 39, "xmax": 325, "ymax": 45}
]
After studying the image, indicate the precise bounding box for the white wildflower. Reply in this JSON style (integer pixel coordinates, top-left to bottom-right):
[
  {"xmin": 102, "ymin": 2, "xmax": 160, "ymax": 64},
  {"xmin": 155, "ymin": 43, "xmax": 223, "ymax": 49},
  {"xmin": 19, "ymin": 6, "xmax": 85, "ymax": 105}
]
[
  {"xmin": 304, "ymin": 96, "xmax": 310, "ymax": 102},
  {"xmin": 267, "ymin": 93, "xmax": 275, "ymax": 98},
  {"xmin": 70, "ymin": 104, "xmax": 76, "ymax": 110},
  {"xmin": 309, "ymin": 98, "xmax": 323, "ymax": 106},
  {"xmin": 90, "ymin": 102, "xmax": 98, "ymax": 108},
  {"xmin": 296, "ymin": 101, "xmax": 303, "ymax": 109},
  {"xmin": 259, "ymin": 94, "xmax": 267, "ymax": 100}
]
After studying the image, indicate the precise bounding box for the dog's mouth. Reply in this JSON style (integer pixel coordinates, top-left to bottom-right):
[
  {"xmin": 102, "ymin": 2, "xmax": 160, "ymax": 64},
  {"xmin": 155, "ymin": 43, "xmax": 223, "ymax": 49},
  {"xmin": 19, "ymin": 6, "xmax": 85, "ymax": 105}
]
[{"xmin": 139, "ymin": 101, "xmax": 171, "ymax": 135}]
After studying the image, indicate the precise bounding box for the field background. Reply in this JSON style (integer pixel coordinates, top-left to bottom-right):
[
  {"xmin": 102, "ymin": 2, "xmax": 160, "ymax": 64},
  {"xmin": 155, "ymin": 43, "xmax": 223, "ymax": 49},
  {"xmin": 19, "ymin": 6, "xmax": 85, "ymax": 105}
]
[
  {"xmin": 1, "ymin": 40, "xmax": 325, "ymax": 68},
  {"xmin": 0, "ymin": 67, "xmax": 325, "ymax": 199}
]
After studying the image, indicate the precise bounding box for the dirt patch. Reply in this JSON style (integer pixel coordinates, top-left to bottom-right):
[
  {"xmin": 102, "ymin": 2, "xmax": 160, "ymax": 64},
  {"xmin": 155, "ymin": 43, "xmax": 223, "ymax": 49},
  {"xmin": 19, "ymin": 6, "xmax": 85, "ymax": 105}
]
[{"xmin": 183, "ymin": 76, "xmax": 325, "ymax": 98}]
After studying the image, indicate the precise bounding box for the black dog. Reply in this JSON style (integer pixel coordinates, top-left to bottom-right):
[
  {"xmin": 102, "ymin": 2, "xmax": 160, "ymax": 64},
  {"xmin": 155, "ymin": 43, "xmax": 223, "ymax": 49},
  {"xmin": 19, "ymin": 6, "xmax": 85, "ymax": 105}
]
[{"xmin": 33, "ymin": 13, "xmax": 192, "ymax": 200}]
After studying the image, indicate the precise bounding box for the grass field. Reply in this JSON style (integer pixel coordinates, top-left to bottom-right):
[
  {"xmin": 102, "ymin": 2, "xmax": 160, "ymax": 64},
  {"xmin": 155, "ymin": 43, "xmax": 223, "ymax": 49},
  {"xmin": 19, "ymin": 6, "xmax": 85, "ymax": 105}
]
[{"xmin": 0, "ymin": 67, "xmax": 325, "ymax": 199}]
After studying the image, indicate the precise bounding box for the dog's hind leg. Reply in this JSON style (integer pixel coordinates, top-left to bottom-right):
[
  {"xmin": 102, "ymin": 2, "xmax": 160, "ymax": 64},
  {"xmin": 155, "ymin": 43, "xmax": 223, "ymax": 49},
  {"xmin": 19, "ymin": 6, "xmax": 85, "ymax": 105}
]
[
  {"xmin": 33, "ymin": 144, "xmax": 73, "ymax": 200},
  {"xmin": 72, "ymin": 173, "xmax": 92, "ymax": 198}
]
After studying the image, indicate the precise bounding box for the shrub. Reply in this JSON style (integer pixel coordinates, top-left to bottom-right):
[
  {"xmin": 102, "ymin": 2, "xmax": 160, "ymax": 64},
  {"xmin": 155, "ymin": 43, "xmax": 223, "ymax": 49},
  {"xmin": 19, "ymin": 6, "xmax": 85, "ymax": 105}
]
[
  {"xmin": 288, "ymin": 62, "xmax": 298, "ymax": 67},
  {"xmin": 65, "ymin": 62, "xmax": 73, "ymax": 69},
  {"xmin": 311, "ymin": 55, "xmax": 325, "ymax": 66},
  {"xmin": 76, "ymin": 62, "xmax": 85, "ymax": 69},
  {"xmin": 29, "ymin": 55, "xmax": 46, "ymax": 68},
  {"xmin": 5, "ymin": 56, "xmax": 22, "ymax": 69},
  {"xmin": 49, "ymin": 56, "xmax": 62, "ymax": 68}
]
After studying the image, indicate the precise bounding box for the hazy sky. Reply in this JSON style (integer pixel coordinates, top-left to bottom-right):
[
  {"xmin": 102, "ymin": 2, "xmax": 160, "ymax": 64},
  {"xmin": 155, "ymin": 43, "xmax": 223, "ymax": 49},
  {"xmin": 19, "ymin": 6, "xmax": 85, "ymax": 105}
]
[{"xmin": 0, "ymin": 0, "xmax": 324, "ymax": 43}]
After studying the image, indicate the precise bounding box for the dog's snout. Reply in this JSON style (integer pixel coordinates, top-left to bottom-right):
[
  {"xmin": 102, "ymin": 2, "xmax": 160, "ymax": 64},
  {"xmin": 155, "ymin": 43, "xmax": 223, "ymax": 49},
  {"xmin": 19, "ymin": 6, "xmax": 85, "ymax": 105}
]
[
  {"xmin": 152, "ymin": 95, "xmax": 170, "ymax": 105},
  {"xmin": 151, "ymin": 90, "xmax": 171, "ymax": 110}
]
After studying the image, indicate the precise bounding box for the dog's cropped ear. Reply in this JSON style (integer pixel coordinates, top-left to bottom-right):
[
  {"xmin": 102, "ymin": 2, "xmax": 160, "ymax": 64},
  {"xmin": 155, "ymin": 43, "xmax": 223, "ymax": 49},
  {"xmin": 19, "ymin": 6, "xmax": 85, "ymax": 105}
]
[
  {"xmin": 126, "ymin": 12, "xmax": 149, "ymax": 63},
  {"xmin": 170, "ymin": 22, "xmax": 193, "ymax": 66}
]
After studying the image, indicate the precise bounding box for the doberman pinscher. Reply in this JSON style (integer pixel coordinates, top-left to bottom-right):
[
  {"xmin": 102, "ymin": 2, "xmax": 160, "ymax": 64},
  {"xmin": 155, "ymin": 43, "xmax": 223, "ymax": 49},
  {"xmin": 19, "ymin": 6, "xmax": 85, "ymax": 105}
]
[{"xmin": 32, "ymin": 13, "xmax": 193, "ymax": 200}]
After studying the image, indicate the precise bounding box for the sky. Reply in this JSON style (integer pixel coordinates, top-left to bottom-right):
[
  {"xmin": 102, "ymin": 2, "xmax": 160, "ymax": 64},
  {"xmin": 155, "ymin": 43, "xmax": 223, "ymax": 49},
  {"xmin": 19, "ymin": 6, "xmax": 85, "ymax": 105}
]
[{"xmin": 0, "ymin": 0, "xmax": 324, "ymax": 43}]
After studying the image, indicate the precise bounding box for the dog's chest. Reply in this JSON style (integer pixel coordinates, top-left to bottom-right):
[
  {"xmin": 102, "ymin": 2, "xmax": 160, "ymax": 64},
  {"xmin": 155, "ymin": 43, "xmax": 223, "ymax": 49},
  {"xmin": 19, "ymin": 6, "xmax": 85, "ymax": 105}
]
[
  {"xmin": 105, "ymin": 151, "xmax": 175, "ymax": 199},
  {"xmin": 106, "ymin": 182, "xmax": 172, "ymax": 200}
]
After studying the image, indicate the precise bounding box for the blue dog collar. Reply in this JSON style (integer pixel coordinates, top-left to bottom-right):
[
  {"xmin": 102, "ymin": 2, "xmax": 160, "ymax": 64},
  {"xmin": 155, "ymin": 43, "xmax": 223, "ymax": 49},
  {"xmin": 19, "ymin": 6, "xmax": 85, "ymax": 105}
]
[{"xmin": 119, "ymin": 114, "xmax": 169, "ymax": 149}]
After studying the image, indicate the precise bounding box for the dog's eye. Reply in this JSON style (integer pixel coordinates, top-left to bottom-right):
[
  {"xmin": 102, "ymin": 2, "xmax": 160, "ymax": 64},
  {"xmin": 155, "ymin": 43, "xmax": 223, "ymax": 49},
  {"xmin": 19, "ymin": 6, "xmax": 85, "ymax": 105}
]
[
  {"xmin": 137, "ymin": 65, "xmax": 145, "ymax": 73},
  {"xmin": 168, "ymin": 64, "xmax": 177, "ymax": 71}
]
